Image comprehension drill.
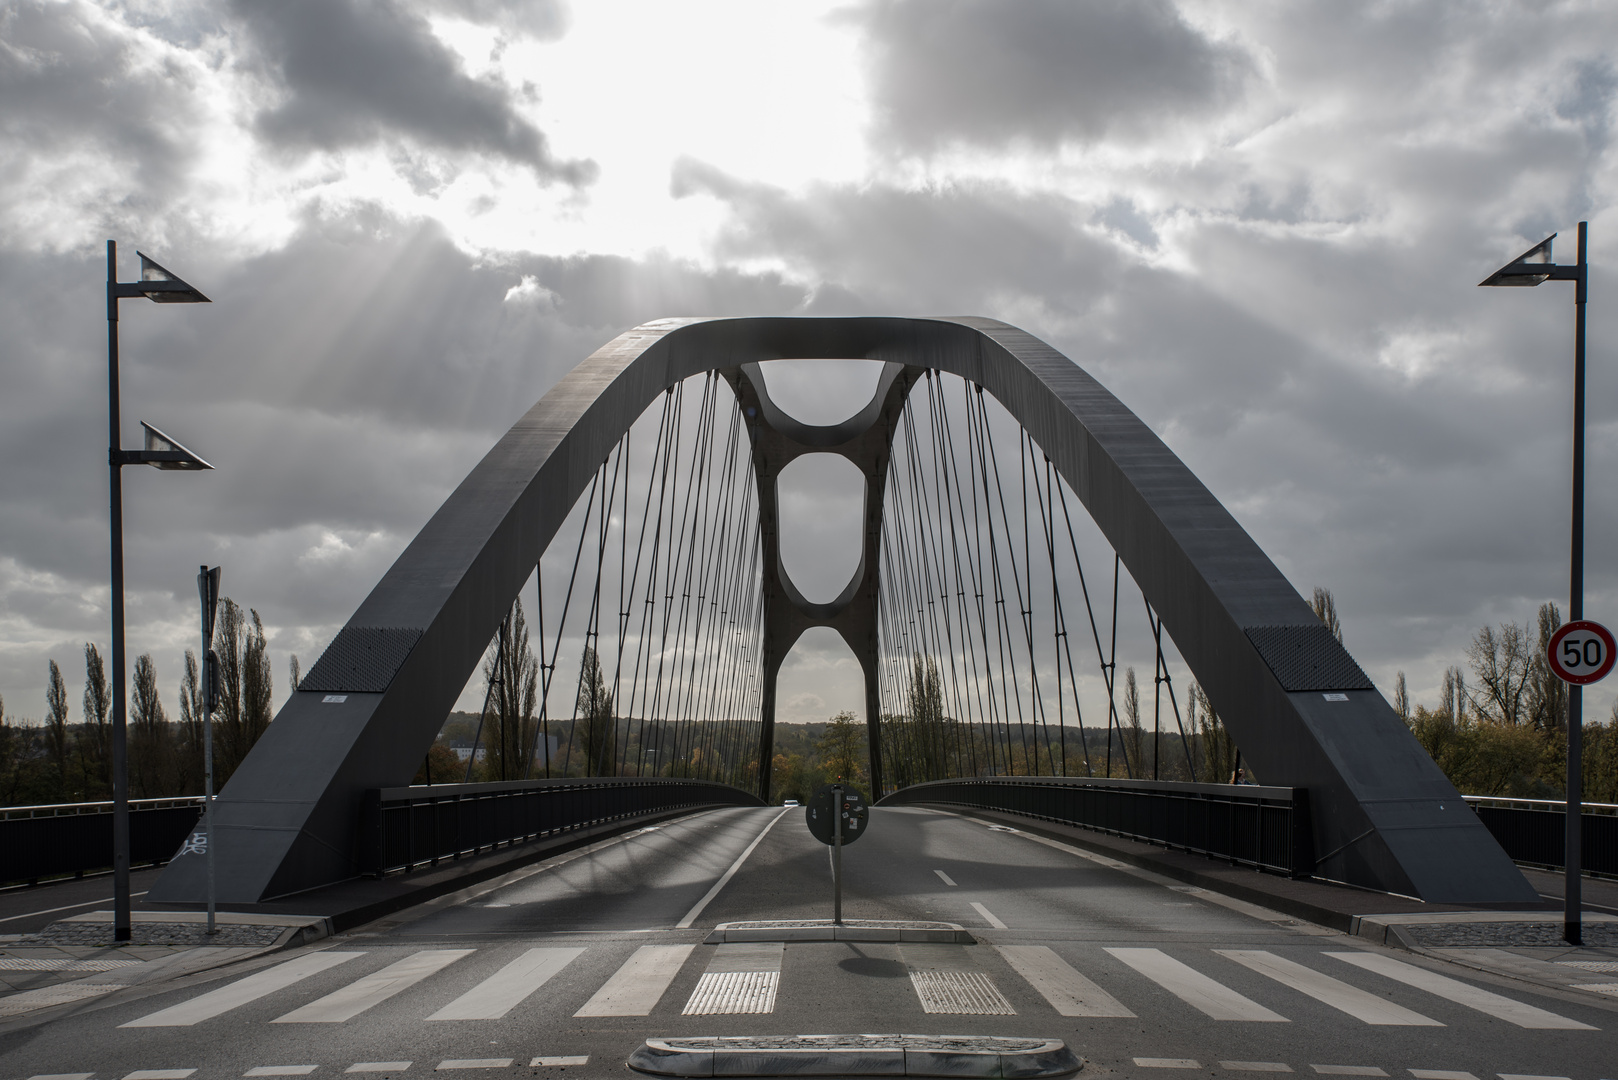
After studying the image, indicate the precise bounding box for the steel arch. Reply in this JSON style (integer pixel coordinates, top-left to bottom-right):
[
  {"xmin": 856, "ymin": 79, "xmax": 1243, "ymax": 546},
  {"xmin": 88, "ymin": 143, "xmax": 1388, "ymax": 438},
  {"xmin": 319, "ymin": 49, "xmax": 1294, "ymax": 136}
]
[{"xmin": 151, "ymin": 316, "xmax": 1536, "ymax": 905}]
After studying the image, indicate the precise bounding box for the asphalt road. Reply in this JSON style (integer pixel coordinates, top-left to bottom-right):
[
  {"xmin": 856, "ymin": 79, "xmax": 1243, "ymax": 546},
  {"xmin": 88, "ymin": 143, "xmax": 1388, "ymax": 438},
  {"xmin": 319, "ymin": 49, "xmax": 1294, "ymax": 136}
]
[{"xmin": 1, "ymin": 805, "xmax": 1612, "ymax": 1079}]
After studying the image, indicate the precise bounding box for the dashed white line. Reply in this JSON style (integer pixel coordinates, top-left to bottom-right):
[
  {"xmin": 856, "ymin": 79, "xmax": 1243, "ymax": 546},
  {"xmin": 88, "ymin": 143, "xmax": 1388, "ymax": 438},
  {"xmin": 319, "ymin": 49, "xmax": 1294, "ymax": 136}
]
[
  {"xmin": 1309, "ymin": 1068, "xmax": 1386, "ymax": 1077},
  {"xmin": 529, "ymin": 1058, "xmax": 588, "ymax": 1067},
  {"xmin": 1220, "ymin": 1064, "xmax": 1293, "ymax": 1073},
  {"xmin": 1134, "ymin": 1059, "xmax": 1200, "ymax": 1069},
  {"xmin": 123, "ymin": 1072, "xmax": 196, "ymax": 1080},
  {"xmin": 934, "ymin": 870, "xmax": 957, "ymax": 886},
  {"xmin": 244, "ymin": 1068, "xmax": 318, "ymax": 1077},
  {"xmin": 1408, "ymin": 1072, "xmax": 1478, "ymax": 1080},
  {"xmin": 969, "ymin": 901, "xmax": 1006, "ymax": 929},
  {"xmin": 434, "ymin": 1062, "xmax": 511, "ymax": 1072},
  {"xmin": 345, "ymin": 1066, "xmax": 412, "ymax": 1074}
]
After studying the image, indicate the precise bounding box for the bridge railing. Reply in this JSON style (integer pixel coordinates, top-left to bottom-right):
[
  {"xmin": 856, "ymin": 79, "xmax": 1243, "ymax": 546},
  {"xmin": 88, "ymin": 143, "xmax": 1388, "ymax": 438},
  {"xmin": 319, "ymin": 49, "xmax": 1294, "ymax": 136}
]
[
  {"xmin": 0, "ymin": 796, "xmax": 204, "ymax": 886},
  {"xmin": 361, "ymin": 776, "xmax": 764, "ymax": 875},
  {"xmin": 880, "ymin": 776, "xmax": 1313, "ymax": 878},
  {"xmin": 1463, "ymin": 795, "xmax": 1618, "ymax": 878}
]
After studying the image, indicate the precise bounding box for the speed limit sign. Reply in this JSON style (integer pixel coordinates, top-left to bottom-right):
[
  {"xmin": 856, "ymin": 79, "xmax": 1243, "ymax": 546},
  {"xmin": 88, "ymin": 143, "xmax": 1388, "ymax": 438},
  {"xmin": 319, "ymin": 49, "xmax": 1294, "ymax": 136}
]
[{"xmin": 1547, "ymin": 620, "xmax": 1618, "ymax": 685}]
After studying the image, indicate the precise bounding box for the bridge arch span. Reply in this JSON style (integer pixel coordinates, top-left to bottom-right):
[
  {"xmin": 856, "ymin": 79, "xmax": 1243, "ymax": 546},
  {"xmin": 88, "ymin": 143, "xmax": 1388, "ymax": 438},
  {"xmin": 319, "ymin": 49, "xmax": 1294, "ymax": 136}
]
[{"xmin": 152, "ymin": 317, "xmax": 1535, "ymax": 906}]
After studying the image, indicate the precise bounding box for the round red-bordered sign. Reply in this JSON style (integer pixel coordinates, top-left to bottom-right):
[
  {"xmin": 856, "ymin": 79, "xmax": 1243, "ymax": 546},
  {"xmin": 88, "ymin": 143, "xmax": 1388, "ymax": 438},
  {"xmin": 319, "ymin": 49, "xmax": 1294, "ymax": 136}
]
[{"xmin": 1547, "ymin": 620, "xmax": 1617, "ymax": 685}]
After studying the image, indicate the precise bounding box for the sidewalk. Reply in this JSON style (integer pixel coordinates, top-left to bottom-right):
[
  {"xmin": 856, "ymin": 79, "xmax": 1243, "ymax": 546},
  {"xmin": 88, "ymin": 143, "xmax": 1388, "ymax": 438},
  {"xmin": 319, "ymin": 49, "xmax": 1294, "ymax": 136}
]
[
  {"xmin": 938, "ymin": 804, "xmax": 1618, "ymax": 1005},
  {"xmin": 0, "ymin": 910, "xmax": 328, "ymax": 1024}
]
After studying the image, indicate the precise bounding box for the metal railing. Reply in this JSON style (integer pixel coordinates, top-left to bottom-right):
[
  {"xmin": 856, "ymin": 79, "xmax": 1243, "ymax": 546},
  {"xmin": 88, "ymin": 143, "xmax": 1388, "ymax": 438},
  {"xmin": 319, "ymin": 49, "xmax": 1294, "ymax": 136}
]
[
  {"xmin": 0, "ymin": 796, "xmax": 204, "ymax": 886},
  {"xmin": 881, "ymin": 776, "xmax": 1313, "ymax": 877},
  {"xmin": 1463, "ymin": 795, "xmax": 1618, "ymax": 878},
  {"xmin": 361, "ymin": 776, "xmax": 765, "ymax": 875}
]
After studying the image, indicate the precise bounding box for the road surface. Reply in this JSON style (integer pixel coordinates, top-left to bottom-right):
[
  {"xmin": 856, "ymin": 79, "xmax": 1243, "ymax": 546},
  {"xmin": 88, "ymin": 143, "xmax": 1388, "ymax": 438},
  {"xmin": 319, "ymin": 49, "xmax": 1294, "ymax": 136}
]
[{"xmin": 1, "ymin": 806, "xmax": 1610, "ymax": 1078}]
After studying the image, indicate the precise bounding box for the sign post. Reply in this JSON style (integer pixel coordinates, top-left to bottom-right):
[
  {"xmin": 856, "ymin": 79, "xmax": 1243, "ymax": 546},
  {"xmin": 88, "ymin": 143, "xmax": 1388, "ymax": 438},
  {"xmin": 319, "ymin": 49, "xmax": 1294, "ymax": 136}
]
[
  {"xmin": 197, "ymin": 566, "xmax": 221, "ymax": 935},
  {"xmin": 806, "ymin": 783, "xmax": 869, "ymax": 926},
  {"xmin": 1545, "ymin": 617, "xmax": 1615, "ymax": 946}
]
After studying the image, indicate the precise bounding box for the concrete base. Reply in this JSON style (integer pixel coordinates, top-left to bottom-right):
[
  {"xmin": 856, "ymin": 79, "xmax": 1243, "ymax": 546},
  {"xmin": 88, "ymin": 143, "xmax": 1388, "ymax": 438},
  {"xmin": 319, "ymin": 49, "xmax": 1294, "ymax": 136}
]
[
  {"xmin": 704, "ymin": 920, "xmax": 975, "ymax": 944},
  {"xmin": 629, "ymin": 1035, "xmax": 1080, "ymax": 1078}
]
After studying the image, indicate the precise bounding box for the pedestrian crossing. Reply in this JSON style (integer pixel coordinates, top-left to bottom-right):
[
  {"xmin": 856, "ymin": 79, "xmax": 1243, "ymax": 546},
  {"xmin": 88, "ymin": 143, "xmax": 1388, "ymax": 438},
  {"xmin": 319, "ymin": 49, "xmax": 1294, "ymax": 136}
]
[{"xmin": 113, "ymin": 941, "xmax": 1598, "ymax": 1033}]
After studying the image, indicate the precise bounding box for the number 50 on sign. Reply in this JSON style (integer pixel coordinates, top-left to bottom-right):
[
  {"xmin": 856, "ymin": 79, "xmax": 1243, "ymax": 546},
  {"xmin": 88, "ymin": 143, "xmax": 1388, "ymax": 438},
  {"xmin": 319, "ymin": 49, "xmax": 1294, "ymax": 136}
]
[{"xmin": 1547, "ymin": 620, "xmax": 1618, "ymax": 685}]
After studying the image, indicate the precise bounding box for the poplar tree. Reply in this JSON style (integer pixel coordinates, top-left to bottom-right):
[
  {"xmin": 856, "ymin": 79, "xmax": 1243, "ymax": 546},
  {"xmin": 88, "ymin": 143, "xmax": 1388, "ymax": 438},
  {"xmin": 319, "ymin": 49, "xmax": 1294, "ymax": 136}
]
[{"xmin": 45, "ymin": 660, "xmax": 70, "ymax": 797}]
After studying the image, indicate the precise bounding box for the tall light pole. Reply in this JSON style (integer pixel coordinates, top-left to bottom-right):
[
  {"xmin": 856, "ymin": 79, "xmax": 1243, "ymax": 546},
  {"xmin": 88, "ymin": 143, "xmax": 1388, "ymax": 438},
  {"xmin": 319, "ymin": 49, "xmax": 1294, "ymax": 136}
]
[
  {"xmin": 107, "ymin": 241, "xmax": 212, "ymax": 942},
  {"xmin": 1480, "ymin": 222, "xmax": 1590, "ymax": 945}
]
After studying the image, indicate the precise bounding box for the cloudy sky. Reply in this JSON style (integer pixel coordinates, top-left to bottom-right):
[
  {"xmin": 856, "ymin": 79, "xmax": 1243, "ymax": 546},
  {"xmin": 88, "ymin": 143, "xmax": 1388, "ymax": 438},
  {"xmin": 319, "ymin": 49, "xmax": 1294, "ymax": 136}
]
[{"xmin": 2, "ymin": 0, "xmax": 1615, "ymax": 730}]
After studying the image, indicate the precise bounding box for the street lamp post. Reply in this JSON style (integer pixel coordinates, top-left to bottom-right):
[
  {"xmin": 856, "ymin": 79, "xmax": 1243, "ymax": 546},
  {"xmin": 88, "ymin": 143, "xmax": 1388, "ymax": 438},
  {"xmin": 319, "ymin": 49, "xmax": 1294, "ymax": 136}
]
[
  {"xmin": 106, "ymin": 240, "xmax": 212, "ymax": 943},
  {"xmin": 1480, "ymin": 222, "xmax": 1590, "ymax": 945}
]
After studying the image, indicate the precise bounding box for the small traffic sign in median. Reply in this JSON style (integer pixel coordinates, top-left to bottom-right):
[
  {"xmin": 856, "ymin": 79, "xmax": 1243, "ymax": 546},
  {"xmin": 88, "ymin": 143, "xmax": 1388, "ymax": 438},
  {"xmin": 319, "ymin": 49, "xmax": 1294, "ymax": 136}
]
[{"xmin": 1546, "ymin": 619, "xmax": 1617, "ymax": 685}]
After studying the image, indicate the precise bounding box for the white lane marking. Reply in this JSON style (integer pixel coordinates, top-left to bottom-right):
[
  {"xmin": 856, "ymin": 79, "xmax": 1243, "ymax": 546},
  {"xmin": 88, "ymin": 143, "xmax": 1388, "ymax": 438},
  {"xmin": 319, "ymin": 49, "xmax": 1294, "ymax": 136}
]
[
  {"xmin": 1133, "ymin": 1060, "xmax": 1200, "ymax": 1069},
  {"xmin": 273, "ymin": 950, "xmax": 472, "ymax": 1023},
  {"xmin": 122, "ymin": 951, "xmax": 364, "ymax": 1028},
  {"xmin": 1219, "ymin": 1064, "xmax": 1293, "ymax": 1073},
  {"xmin": 1496, "ymin": 1075, "xmax": 1573, "ymax": 1080},
  {"xmin": 426, "ymin": 947, "xmax": 583, "ymax": 1020},
  {"xmin": 1326, "ymin": 952, "xmax": 1596, "ymax": 1030},
  {"xmin": 996, "ymin": 945, "xmax": 1134, "ymax": 1017},
  {"xmin": 1106, "ymin": 948, "xmax": 1287, "ymax": 1022},
  {"xmin": 434, "ymin": 1061, "xmax": 511, "ymax": 1071},
  {"xmin": 1407, "ymin": 1072, "xmax": 1477, "ymax": 1080},
  {"xmin": 683, "ymin": 972, "xmax": 778, "ymax": 1014},
  {"xmin": 123, "ymin": 1073, "xmax": 196, "ymax": 1080},
  {"xmin": 1217, "ymin": 950, "xmax": 1441, "ymax": 1026},
  {"xmin": 675, "ymin": 808, "xmax": 790, "ymax": 928},
  {"xmin": 1309, "ymin": 1068, "xmax": 1386, "ymax": 1077},
  {"xmin": 27, "ymin": 1074, "xmax": 96, "ymax": 1080},
  {"xmin": 345, "ymin": 1066, "xmax": 412, "ymax": 1074},
  {"xmin": 970, "ymin": 901, "xmax": 1006, "ymax": 929},
  {"xmin": 910, "ymin": 969, "xmax": 1015, "ymax": 1014},
  {"xmin": 243, "ymin": 1069, "xmax": 318, "ymax": 1077},
  {"xmin": 0, "ymin": 890, "xmax": 150, "ymax": 925},
  {"xmin": 934, "ymin": 870, "xmax": 957, "ymax": 886},
  {"xmin": 530, "ymin": 1057, "xmax": 588, "ymax": 1067},
  {"xmin": 575, "ymin": 944, "xmax": 693, "ymax": 1016}
]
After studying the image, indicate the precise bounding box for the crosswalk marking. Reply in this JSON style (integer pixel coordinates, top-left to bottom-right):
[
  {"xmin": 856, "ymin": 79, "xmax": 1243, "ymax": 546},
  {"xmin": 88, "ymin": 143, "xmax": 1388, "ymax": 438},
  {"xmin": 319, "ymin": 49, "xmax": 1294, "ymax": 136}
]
[
  {"xmin": 243, "ymin": 1068, "xmax": 317, "ymax": 1077},
  {"xmin": 1106, "ymin": 948, "xmax": 1287, "ymax": 1022},
  {"xmin": 1219, "ymin": 1064, "xmax": 1292, "ymax": 1072},
  {"xmin": 575, "ymin": 945, "xmax": 693, "ymax": 1016},
  {"xmin": 273, "ymin": 950, "xmax": 472, "ymax": 1024},
  {"xmin": 345, "ymin": 1065, "xmax": 411, "ymax": 1073},
  {"xmin": 27, "ymin": 1074, "xmax": 94, "ymax": 1080},
  {"xmin": 123, "ymin": 1072, "xmax": 195, "ymax": 1080},
  {"xmin": 1216, "ymin": 950, "xmax": 1440, "ymax": 1026},
  {"xmin": 529, "ymin": 1057, "xmax": 588, "ymax": 1067},
  {"xmin": 435, "ymin": 1061, "xmax": 511, "ymax": 1070},
  {"xmin": 995, "ymin": 945, "xmax": 1134, "ymax": 1017},
  {"xmin": 1308, "ymin": 1067, "xmax": 1385, "ymax": 1076},
  {"xmin": 426, "ymin": 947, "xmax": 583, "ymax": 1021},
  {"xmin": 122, "ymin": 951, "xmax": 364, "ymax": 1028},
  {"xmin": 683, "ymin": 943, "xmax": 782, "ymax": 1014},
  {"xmin": 1134, "ymin": 1060, "xmax": 1199, "ymax": 1069},
  {"xmin": 1325, "ymin": 952, "xmax": 1595, "ymax": 1030},
  {"xmin": 1407, "ymin": 1072, "xmax": 1477, "ymax": 1080}
]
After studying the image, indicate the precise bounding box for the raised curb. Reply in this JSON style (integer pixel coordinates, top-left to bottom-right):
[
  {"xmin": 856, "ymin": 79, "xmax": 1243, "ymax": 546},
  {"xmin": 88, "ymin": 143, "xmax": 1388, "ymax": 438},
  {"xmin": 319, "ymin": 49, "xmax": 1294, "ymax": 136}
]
[
  {"xmin": 704, "ymin": 920, "xmax": 974, "ymax": 944},
  {"xmin": 628, "ymin": 1035, "xmax": 1081, "ymax": 1077}
]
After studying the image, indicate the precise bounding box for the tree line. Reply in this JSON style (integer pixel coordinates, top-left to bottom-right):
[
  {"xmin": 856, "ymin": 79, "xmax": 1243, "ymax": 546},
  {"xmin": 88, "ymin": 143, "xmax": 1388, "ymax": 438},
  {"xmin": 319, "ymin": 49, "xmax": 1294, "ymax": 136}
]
[{"xmin": 0, "ymin": 599, "xmax": 280, "ymax": 805}]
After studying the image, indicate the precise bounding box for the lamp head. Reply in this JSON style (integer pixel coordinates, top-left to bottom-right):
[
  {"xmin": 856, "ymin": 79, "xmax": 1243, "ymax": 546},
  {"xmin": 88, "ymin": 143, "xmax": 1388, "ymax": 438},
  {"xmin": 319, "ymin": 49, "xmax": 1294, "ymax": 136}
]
[
  {"xmin": 140, "ymin": 422, "xmax": 213, "ymax": 470},
  {"xmin": 1480, "ymin": 234, "xmax": 1556, "ymax": 287},
  {"xmin": 136, "ymin": 252, "xmax": 210, "ymax": 303}
]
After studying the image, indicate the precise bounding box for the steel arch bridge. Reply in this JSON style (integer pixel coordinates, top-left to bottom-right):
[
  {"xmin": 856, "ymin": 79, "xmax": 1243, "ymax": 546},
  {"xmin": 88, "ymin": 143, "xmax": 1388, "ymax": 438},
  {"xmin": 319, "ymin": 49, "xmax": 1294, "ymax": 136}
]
[{"xmin": 151, "ymin": 317, "xmax": 1536, "ymax": 907}]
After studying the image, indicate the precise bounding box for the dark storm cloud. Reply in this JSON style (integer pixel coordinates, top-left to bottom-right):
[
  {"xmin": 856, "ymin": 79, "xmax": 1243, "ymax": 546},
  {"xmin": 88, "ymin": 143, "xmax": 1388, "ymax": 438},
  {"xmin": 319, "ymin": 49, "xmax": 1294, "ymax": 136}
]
[
  {"xmin": 848, "ymin": 0, "xmax": 1252, "ymax": 152},
  {"xmin": 672, "ymin": 158, "xmax": 1122, "ymax": 315},
  {"xmin": 0, "ymin": 1, "xmax": 194, "ymax": 199},
  {"xmin": 230, "ymin": 0, "xmax": 594, "ymax": 181}
]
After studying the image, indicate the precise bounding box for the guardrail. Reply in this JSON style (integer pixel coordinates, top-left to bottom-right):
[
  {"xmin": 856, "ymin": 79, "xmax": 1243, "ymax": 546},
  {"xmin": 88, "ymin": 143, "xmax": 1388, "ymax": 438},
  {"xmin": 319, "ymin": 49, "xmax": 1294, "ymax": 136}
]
[
  {"xmin": 0, "ymin": 796, "xmax": 204, "ymax": 886},
  {"xmin": 880, "ymin": 776, "xmax": 1312, "ymax": 877},
  {"xmin": 361, "ymin": 777, "xmax": 765, "ymax": 875},
  {"xmin": 1463, "ymin": 795, "xmax": 1618, "ymax": 878}
]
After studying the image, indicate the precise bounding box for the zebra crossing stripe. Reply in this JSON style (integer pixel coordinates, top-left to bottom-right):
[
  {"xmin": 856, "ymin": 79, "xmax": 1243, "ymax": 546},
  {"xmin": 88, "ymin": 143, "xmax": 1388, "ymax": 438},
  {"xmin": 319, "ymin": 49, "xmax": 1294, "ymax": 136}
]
[
  {"xmin": 1106, "ymin": 948, "xmax": 1287, "ymax": 1022},
  {"xmin": 426, "ymin": 947, "xmax": 584, "ymax": 1020},
  {"xmin": 273, "ymin": 950, "xmax": 473, "ymax": 1024},
  {"xmin": 1325, "ymin": 952, "xmax": 1596, "ymax": 1030},
  {"xmin": 121, "ymin": 952, "xmax": 365, "ymax": 1028},
  {"xmin": 995, "ymin": 945, "xmax": 1134, "ymax": 1017},
  {"xmin": 575, "ymin": 944, "xmax": 693, "ymax": 1016},
  {"xmin": 1216, "ymin": 950, "xmax": 1440, "ymax": 1026}
]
